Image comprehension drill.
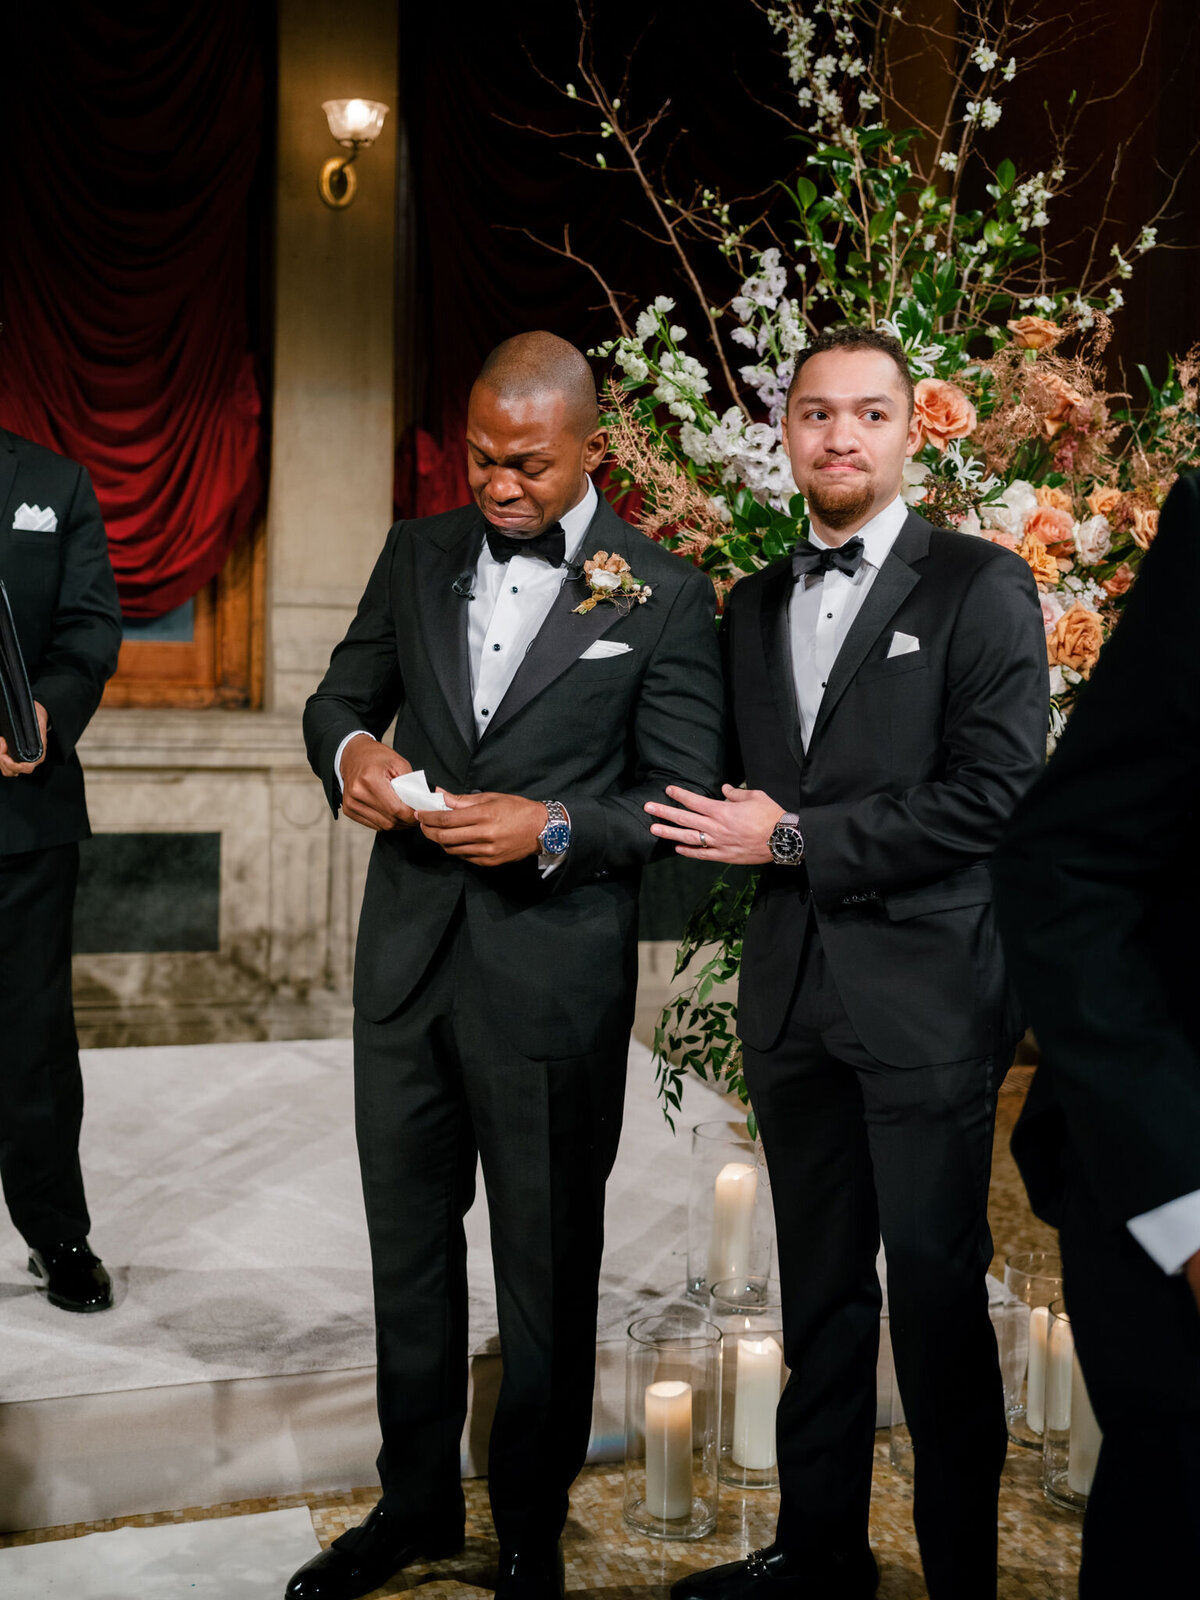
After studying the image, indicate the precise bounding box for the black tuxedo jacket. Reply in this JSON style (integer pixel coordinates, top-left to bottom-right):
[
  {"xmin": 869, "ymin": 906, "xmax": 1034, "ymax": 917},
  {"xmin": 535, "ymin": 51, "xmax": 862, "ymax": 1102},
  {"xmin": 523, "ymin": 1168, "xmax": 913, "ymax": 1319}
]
[
  {"xmin": 996, "ymin": 472, "xmax": 1200, "ymax": 1231},
  {"xmin": 0, "ymin": 429, "xmax": 122, "ymax": 857},
  {"xmin": 725, "ymin": 510, "xmax": 1048, "ymax": 1064},
  {"xmin": 304, "ymin": 493, "xmax": 724, "ymax": 1059}
]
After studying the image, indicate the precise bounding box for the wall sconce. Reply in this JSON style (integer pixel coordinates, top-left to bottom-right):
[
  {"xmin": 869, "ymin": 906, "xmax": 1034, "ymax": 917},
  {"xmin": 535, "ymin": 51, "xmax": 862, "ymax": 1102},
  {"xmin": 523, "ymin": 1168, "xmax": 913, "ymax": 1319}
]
[{"xmin": 319, "ymin": 98, "xmax": 389, "ymax": 208}]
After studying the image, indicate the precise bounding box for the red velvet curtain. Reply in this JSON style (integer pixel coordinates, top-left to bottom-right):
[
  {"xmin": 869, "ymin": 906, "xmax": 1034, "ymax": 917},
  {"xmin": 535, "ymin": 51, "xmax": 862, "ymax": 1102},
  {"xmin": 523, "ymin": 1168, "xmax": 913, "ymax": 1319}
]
[{"xmin": 0, "ymin": 3, "xmax": 268, "ymax": 618}]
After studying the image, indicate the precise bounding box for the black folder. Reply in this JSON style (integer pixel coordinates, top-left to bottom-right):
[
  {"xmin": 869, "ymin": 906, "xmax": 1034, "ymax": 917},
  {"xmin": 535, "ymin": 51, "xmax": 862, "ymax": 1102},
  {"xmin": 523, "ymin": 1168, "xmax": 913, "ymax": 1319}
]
[{"xmin": 0, "ymin": 578, "xmax": 44, "ymax": 764}]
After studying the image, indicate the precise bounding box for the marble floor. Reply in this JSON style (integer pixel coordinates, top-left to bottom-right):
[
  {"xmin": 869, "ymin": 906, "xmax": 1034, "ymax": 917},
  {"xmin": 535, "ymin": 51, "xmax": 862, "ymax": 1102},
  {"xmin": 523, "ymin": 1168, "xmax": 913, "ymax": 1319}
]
[{"xmin": 0, "ymin": 1068, "xmax": 1081, "ymax": 1596}]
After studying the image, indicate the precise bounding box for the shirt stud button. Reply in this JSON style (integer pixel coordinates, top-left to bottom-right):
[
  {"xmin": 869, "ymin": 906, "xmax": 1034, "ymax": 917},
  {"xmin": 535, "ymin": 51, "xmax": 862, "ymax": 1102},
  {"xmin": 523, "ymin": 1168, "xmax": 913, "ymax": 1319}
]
[
  {"xmin": 511, "ymin": 586, "xmax": 518, "ymax": 594},
  {"xmin": 481, "ymin": 708, "xmax": 489, "ymax": 716},
  {"xmin": 493, "ymin": 642, "xmax": 502, "ymax": 651}
]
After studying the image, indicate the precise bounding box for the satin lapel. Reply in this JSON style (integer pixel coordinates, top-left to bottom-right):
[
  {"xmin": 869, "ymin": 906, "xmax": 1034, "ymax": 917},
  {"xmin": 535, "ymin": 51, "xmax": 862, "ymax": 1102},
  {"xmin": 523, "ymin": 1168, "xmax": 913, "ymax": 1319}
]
[
  {"xmin": 807, "ymin": 517, "xmax": 926, "ymax": 747},
  {"xmin": 412, "ymin": 518, "xmax": 482, "ymax": 754},
  {"xmin": 758, "ymin": 563, "xmax": 807, "ymax": 772},
  {"xmin": 483, "ymin": 499, "xmax": 630, "ymax": 739},
  {"xmin": 0, "ymin": 433, "xmax": 17, "ymax": 532}
]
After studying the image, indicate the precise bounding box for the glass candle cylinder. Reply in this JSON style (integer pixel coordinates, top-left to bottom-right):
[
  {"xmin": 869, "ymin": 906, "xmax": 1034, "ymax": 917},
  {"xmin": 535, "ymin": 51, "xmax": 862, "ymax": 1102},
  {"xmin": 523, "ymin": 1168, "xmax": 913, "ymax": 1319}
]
[
  {"xmin": 687, "ymin": 1121, "xmax": 772, "ymax": 1299},
  {"xmin": 709, "ymin": 1276, "xmax": 786, "ymax": 1489},
  {"xmin": 624, "ymin": 1307, "xmax": 722, "ymax": 1540},
  {"xmin": 1042, "ymin": 1298, "xmax": 1103, "ymax": 1512},
  {"xmin": 1002, "ymin": 1249, "xmax": 1064, "ymax": 1448}
]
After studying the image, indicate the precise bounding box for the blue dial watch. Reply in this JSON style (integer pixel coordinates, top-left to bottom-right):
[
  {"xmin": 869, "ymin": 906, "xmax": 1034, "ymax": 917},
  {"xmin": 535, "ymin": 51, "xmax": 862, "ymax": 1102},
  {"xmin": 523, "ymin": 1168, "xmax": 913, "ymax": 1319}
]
[{"xmin": 538, "ymin": 800, "xmax": 572, "ymax": 856}]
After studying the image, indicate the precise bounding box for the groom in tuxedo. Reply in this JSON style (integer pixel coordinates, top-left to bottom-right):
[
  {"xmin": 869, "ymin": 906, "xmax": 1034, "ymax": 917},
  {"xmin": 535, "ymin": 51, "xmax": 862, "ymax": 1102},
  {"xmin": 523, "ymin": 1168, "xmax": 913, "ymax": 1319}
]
[
  {"xmin": 292, "ymin": 333, "xmax": 724, "ymax": 1600},
  {"xmin": 647, "ymin": 328, "xmax": 1047, "ymax": 1599}
]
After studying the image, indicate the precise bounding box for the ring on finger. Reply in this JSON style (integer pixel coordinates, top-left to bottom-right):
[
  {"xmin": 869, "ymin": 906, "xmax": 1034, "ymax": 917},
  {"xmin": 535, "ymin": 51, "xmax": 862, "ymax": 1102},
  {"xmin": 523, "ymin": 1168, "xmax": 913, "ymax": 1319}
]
[{"xmin": 698, "ymin": 831, "xmax": 708, "ymax": 849}]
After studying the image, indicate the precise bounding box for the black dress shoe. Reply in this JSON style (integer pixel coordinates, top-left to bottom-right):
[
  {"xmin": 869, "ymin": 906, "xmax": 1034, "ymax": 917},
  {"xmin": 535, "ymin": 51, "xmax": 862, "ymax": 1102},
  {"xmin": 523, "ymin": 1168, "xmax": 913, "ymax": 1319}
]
[
  {"xmin": 670, "ymin": 1543, "xmax": 878, "ymax": 1600},
  {"xmin": 494, "ymin": 1542, "xmax": 565, "ymax": 1600},
  {"xmin": 284, "ymin": 1503, "xmax": 463, "ymax": 1600},
  {"xmin": 27, "ymin": 1238, "xmax": 113, "ymax": 1312}
]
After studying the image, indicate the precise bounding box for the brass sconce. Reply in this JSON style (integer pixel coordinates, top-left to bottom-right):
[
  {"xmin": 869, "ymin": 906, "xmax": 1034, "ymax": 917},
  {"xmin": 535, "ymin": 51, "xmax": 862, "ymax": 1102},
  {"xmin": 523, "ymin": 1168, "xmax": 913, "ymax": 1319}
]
[{"xmin": 319, "ymin": 98, "xmax": 389, "ymax": 208}]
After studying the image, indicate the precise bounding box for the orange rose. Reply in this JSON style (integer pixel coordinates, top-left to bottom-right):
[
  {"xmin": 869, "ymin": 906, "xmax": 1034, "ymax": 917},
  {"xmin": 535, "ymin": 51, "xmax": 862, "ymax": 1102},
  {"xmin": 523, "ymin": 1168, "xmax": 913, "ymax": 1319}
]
[
  {"xmin": 1131, "ymin": 507, "xmax": 1159, "ymax": 550},
  {"xmin": 1035, "ymin": 485, "xmax": 1073, "ymax": 513},
  {"xmin": 1049, "ymin": 602, "xmax": 1104, "ymax": 677},
  {"xmin": 1040, "ymin": 372, "xmax": 1086, "ymax": 439},
  {"xmin": 1086, "ymin": 485, "xmax": 1122, "ymax": 520},
  {"xmin": 1008, "ymin": 315, "xmax": 1063, "ymax": 351},
  {"xmin": 1102, "ymin": 563, "xmax": 1134, "ymax": 598},
  {"xmin": 1017, "ymin": 533, "xmax": 1061, "ymax": 588},
  {"xmin": 1024, "ymin": 506, "xmax": 1075, "ymax": 547},
  {"xmin": 913, "ymin": 378, "xmax": 977, "ymax": 452}
]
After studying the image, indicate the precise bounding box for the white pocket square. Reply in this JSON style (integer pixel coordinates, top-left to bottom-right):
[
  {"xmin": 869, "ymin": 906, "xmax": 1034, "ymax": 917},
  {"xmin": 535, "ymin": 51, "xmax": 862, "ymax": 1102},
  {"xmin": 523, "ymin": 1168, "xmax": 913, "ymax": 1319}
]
[
  {"xmin": 13, "ymin": 503, "xmax": 58, "ymax": 532},
  {"xmin": 887, "ymin": 631, "xmax": 920, "ymax": 658},
  {"xmin": 580, "ymin": 639, "xmax": 632, "ymax": 660}
]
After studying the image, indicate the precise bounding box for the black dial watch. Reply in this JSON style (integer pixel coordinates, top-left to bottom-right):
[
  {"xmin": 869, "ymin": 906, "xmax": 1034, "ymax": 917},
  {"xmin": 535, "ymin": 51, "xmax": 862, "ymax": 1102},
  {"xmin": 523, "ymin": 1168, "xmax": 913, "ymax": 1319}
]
[{"xmin": 768, "ymin": 811, "xmax": 805, "ymax": 866}]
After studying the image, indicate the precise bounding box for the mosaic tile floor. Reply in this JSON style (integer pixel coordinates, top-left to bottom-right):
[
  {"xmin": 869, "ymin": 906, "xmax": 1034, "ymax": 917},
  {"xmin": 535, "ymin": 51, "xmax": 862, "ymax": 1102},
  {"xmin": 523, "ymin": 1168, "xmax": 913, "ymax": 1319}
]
[{"xmin": 0, "ymin": 1069, "xmax": 1082, "ymax": 1597}]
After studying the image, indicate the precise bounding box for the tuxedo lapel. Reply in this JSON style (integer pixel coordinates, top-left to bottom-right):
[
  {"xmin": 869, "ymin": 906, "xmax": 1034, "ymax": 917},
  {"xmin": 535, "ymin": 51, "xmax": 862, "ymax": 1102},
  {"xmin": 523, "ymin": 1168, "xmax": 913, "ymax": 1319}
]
[
  {"xmin": 412, "ymin": 515, "xmax": 482, "ymax": 754},
  {"xmin": 807, "ymin": 512, "xmax": 929, "ymax": 747},
  {"xmin": 758, "ymin": 562, "xmax": 807, "ymax": 772},
  {"xmin": 0, "ymin": 432, "xmax": 18, "ymax": 529},
  {"xmin": 483, "ymin": 497, "xmax": 629, "ymax": 739}
]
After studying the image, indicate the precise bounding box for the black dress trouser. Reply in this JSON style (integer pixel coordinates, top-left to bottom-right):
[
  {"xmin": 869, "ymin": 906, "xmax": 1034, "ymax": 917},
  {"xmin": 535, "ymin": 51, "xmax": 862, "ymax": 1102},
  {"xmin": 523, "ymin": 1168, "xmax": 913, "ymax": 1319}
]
[
  {"xmin": 0, "ymin": 842, "xmax": 91, "ymax": 1249},
  {"xmin": 351, "ymin": 907, "xmax": 629, "ymax": 1550},
  {"xmin": 742, "ymin": 926, "xmax": 1009, "ymax": 1600}
]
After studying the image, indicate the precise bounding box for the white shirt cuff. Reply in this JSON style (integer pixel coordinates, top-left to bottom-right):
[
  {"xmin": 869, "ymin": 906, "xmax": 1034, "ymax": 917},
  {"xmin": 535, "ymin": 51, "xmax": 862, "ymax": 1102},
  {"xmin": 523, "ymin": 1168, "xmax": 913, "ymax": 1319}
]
[
  {"xmin": 333, "ymin": 729, "xmax": 374, "ymax": 793},
  {"xmin": 1127, "ymin": 1188, "xmax": 1200, "ymax": 1275}
]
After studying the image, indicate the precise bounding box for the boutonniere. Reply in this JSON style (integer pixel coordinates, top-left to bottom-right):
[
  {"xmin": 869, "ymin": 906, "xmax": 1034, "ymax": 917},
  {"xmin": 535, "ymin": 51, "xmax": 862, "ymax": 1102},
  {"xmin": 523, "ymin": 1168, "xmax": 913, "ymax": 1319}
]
[{"xmin": 573, "ymin": 550, "xmax": 653, "ymax": 615}]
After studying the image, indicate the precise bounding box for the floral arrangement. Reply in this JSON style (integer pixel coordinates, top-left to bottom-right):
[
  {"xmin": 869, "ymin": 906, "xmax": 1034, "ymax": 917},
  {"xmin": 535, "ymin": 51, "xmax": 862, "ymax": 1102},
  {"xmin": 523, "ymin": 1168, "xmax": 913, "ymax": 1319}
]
[
  {"xmin": 573, "ymin": 550, "xmax": 652, "ymax": 614},
  {"xmin": 528, "ymin": 0, "xmax": 1200, "ymax": 1122}
]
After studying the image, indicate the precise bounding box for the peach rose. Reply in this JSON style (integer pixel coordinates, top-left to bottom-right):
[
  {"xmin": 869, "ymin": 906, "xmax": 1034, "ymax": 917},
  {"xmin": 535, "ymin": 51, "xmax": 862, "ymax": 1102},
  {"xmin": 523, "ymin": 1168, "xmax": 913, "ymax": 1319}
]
[
  {"xmin": 1039, "ymin": 591, "xmax": 1066, "ymax": 634},
  {"xmin": 1017, "ymin": 533, "xmax": 1061, "ymax": 588},
  {"xmin": 984, "ymin": 531, "xmax": 1022, "ymax": 550},
  {"xmin": 1086, "ymin": 485, "xmax": 1123, "ymax": 520},
  {"xmin": 1040, "ymin": 372, "xmax": 1086, "ymax": 439},
  {"xmin": 1035, "ymin": 485, "xmax": 1073, "ymax": 513},
  {"xmin": 1131, "ymin": 507, "xmax": 1159, "ymax": 550},
  {"xmin": 1048, "ymin": 602, "xmax": 1104, "ymax": 677},
  {"xmin": 1102, "ymin": 563, "xmax": 1134, "ymax": 598},
  {"xmin": 1008, "ymin": 315, "xmax": 1063, "ymax": 351},
  {"xmin": 913, "ymin": 378, "xmax": 977, "ymax": 452},
  {"xmin": 1024, "ymin": 506, "xmax": 1076, "ymax": 547}
]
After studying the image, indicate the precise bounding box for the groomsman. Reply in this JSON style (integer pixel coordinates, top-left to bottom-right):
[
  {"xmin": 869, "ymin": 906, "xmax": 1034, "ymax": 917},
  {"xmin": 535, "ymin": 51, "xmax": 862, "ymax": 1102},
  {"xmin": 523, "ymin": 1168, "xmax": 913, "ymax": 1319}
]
[
  {"xmin": 0, "ymin": 426, "xmax": 121, "ymax": 1312},
  {"xmin": 646, "ymin": 328, "xmax": 1047, "ymax": 1599},
  {"xmin": 994, "ymin": 471, "xmax": 1200, "ymax": 1598},
  {"xmin": 292, "ymin": 333, "xmax": 724, "ymax": 1600}
]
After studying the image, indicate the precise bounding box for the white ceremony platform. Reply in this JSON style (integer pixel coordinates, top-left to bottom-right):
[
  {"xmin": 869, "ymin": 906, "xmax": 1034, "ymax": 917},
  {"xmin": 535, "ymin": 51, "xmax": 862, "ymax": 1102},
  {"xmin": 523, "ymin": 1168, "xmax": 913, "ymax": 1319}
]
[{"xmin": 0, "ymin": 1037, "xmax": 747, "ymax": 1532}]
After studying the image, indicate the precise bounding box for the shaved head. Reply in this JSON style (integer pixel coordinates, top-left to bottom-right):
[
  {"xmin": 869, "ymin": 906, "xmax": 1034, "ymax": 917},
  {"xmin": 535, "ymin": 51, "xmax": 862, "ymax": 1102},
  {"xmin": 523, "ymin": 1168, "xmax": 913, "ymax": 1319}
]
[{"xmin": 475, "ymin": 331, "xmax": 599, "ymax": 437}]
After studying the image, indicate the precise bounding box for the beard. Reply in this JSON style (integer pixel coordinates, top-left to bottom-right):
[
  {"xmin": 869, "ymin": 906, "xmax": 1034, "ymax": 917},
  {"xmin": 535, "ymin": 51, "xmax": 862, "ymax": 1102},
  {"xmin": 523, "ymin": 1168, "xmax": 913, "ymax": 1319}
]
[{"xmin": 803, "ymin": 467, "xmax": 876, "ymax": 530}]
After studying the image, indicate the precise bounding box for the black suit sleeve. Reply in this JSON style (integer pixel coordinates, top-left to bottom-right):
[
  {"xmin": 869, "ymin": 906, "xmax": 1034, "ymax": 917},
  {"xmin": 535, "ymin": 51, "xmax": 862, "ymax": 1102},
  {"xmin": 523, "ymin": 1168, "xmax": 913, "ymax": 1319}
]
[
  {"xmin": 993, "ymin": 474, "xmax": 1200, "ymax": 1229},
  {"xmin": 801, "ymin": 551, "xmax": 1048, "ymax": 900},
  {"xmin": 552, "ymin": 570, "xmax": 725, "ymax": 889},
  {"xmin": 302, "ymin": 527, "xmax": 405, "ymax": 815},
  {"xmin": 29, "ymin": 465, "xmax": 121, "ymax": 759}
]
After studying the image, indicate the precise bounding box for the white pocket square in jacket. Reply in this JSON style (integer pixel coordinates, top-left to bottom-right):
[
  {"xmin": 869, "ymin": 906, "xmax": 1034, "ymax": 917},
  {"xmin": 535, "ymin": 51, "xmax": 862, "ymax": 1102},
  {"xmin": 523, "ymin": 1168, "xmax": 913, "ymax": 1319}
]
[
  {"xmin": 580, "ymin": 639, "xmax": 632, "ymax": 660},
  {"xmin": 12, "ymin": 503, "xmax": 58, "ymax": 532},
  {"xmin": 887, "ymin": 631, "xmax": 920, "ymax": 658}
]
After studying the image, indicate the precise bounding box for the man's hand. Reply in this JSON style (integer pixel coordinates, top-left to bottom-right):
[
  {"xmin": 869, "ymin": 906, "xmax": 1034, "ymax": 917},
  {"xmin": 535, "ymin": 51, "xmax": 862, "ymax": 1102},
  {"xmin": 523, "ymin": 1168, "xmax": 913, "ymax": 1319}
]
[
  {"xmin": 339, "ymin": 736, "xmax": 419, "ymax": 832},
  {"xmin": 644, "ymin": 783, "xmax": 785, "ymax": 865},
  {"xmin": 1186, "ymin": 1249, "xmax": 1200, "ymax": 1316},
  {"xmin": 0, "ymin": 701, "xmax": 49, "ymax": 777},
  {"xmin": 419, "ymin": 792, "xmax": 547, "ymax": 867}
]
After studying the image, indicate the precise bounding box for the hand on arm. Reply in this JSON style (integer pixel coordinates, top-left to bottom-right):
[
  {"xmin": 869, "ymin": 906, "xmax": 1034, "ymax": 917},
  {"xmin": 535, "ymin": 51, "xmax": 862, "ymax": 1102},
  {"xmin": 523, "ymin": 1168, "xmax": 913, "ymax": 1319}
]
[
  {"xmin": 418, "ymin": 792, "xmax": 548, "ymax": 867},
  {"xmin": 0, "ymin": 701, "xmax": 49, "ymax": 776},
  {"xmin": 338, "ymin": 735, "xmax": 419, "ymax": 832},
  {"xmin": 644, "ymin": 783, "xmax": 784, "ymax": 865}
]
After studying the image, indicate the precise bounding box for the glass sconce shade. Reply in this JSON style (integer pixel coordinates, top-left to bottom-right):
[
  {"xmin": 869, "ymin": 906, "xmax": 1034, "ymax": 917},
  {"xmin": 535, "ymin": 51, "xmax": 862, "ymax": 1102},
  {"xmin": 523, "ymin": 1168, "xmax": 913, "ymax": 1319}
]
[{"xmin": 322, "ymin": 98, "xmax": 389, "ymax": 147}]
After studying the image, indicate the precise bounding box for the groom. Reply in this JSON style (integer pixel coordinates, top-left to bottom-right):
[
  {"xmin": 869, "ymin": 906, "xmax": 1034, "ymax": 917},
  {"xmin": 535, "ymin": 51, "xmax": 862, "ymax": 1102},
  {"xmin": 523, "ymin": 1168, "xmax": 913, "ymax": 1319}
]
[
  {"xmin": 647, "ymin": 328, "xmax": 1047, "ymax": 1598},
  {"xmin": 292, "ymin": 332, "xmax": 724, "ymax": 1600}
]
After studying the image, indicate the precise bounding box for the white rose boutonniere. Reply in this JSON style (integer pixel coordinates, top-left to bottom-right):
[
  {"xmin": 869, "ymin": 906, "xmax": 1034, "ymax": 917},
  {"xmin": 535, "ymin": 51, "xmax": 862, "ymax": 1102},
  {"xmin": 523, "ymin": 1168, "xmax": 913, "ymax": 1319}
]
[{"xmin": 573, "ymin": 550, "xmax": 653, "ymax": 615}]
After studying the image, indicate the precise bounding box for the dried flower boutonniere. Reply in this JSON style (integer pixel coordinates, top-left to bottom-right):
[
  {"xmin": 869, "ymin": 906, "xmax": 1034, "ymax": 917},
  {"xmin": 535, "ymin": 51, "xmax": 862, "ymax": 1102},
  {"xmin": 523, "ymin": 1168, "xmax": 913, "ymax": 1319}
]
[{"xmin": 573, "ymin": 550, "xmax": 653, "ymax": 615}]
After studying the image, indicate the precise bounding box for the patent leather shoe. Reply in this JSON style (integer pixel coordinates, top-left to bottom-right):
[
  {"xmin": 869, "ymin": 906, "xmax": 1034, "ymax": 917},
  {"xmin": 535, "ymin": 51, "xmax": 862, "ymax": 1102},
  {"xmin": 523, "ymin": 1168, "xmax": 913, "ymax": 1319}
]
[
  {"xmin": 494, "ymin": 1542, "xmax": 566, "ymax": 1600},
  {"xmin": 284, "ymin": 1503, "xmax": 463, "ymax": 1599},
  {"xmin": 670, "ymin": 1543, "xmax": 878, "ymax": 1600},
  {"xmin": 27, "ymin": 1238, "xmax": 113, "ymax": 1312}
]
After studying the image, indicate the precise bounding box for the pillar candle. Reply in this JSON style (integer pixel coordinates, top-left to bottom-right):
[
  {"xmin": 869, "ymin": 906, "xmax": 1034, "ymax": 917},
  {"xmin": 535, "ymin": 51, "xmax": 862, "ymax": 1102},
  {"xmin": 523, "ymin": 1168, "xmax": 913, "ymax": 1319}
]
[
  {"xmin": 1044, "ymin": 1311, "xmax": 1074, "ymax": 1434},
  {"xmin": 1026, "ymin": 1305, "xmax": 1051, "ymax": 1435},
  {"xmin": 1068, "ymin": 1353, "xmax": 1103, "ymax": 1495},
  {"xmin": 645, "ymin": 1379, "xmax": 693, "ymax": 1519},
  {"xmin": 708, "ymin": 1162, "xmax": 758, "ymax": 1287},
  {"xmin": 732, "ymin": 1334, "xmax": 783, "ymax": 1470}
]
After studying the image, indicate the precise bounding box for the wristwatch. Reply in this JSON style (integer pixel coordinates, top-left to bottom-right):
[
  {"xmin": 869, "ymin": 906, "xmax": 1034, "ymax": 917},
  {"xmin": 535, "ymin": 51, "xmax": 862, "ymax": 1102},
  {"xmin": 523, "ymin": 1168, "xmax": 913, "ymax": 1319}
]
[
  {"xmin": 768, "ymin": 811, "xmax": 805, "ymax": 866},
  {"xmin": 538, "ymin": 800, "xmax": 572, "ymax": 856}
]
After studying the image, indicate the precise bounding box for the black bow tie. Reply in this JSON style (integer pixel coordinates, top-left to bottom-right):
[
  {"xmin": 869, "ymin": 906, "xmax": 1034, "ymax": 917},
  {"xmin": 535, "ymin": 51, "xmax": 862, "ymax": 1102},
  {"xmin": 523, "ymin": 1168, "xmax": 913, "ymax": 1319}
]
[
  {"xmin": 792, "ymin": 535, "xmax": 865, "ymax": 580},
  {"xmin": 484, "ymin": 522, "xmax": 566, "ymax": 567}
]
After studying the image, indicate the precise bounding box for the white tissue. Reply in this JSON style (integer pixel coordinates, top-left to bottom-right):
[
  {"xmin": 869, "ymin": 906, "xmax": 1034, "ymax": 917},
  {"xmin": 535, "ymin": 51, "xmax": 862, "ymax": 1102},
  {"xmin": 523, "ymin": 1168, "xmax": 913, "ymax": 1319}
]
[{"xmin": 391, "ymin": 770, "xmax": 449, "ymax": 811}]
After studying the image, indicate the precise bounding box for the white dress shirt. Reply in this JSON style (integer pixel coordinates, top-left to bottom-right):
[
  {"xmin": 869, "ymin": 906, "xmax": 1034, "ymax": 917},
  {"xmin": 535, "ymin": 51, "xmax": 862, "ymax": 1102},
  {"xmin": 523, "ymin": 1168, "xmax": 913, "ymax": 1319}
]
[{"xmin": 788, "ymin": 495, "xmax": 908, "ymax": 750}]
